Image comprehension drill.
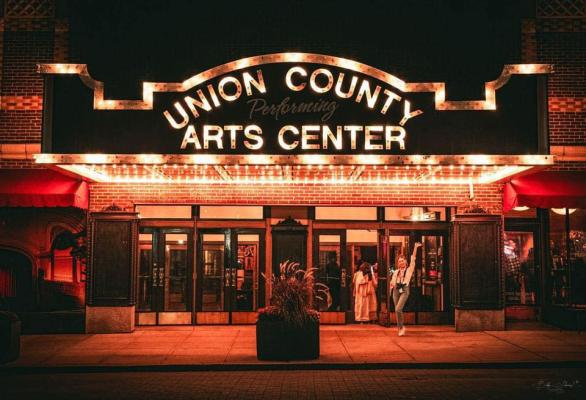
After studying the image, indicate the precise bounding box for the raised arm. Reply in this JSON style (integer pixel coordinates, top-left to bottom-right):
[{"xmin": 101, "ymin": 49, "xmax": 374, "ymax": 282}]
[{"xmin": 408, "ymin": 242, "xmax": 422, "ymax": 270}]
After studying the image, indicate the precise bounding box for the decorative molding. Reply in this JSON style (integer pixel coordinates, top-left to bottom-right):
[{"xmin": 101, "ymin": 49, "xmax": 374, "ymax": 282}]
[
  {"xmin": 4, "ymin": 0, "xmax": 55, "ymax": 19},
  {"xmin": 275, "ymin": 216, "xmax": 302, "ymax": 226},
  {"xmin": 38, "ymin": 53, "xmax": 552, "ymax": 112},
  {"xmin": 536, "ymin": 0, "xmax": 586, "ymax": 19},
  {"xmin": 34, "ymin": 153, "xmax": 554, "ymax": 166},
  {"xmin": 102, "ymin": 203, "xmax": 124, "ymax": 212}
]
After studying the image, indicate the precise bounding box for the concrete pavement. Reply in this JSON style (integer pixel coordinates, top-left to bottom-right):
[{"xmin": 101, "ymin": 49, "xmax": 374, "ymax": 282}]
[{"xmin": 2, "ymin": 324, "xmax": 586, "ymax": 370}]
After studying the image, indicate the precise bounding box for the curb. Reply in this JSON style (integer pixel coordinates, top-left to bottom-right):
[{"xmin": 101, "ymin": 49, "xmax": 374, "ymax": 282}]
[{"xmin": 2, "ymin": 360, "xmax": 586, "ymax": 375}]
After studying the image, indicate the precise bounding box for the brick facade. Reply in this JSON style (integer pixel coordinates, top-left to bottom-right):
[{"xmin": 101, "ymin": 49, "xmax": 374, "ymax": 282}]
[
  {"xmin": 88, "ymin": 182, "xmax": 503, "ymax": 215},
  {"xmin": 0, "ymin": 0, "xmax": 58, "ymax": 144},
  {"xmin": 533, "ymin": 1, "xmax": 586, "ymax": 149}
]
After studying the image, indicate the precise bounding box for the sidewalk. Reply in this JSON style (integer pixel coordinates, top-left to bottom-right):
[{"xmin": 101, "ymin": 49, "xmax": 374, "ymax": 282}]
[{"xmin": 3, "ymin": 323, "xmax": 586, "ymax": 371}]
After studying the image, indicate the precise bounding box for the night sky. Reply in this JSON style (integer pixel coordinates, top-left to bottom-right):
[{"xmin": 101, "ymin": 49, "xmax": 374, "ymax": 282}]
[{"xmin": 62, "ymin": 0, "xmax": 532, "ymax": 99}]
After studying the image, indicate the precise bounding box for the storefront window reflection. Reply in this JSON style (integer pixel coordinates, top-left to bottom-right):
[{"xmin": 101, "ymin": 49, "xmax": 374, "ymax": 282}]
[
  {"xmin": 549, "ymin": 208, "xmax": 586, "ymax": 305},
  {"xmin": 569, "ymin": 209, "xmax": 586, "ymax": 305},
  {"xmin": 504, "ymin": 232, "xmax": 537, "ymax": 305},
  {"xmin": 317, "ymin": 234, "xmax": 341, "ymax": 312}
]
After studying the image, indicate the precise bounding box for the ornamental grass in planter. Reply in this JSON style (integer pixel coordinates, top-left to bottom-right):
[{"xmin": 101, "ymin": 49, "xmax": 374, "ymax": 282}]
[{"xmin": 256, "ymin": 260, "xmax": 330, "ymax": 361}]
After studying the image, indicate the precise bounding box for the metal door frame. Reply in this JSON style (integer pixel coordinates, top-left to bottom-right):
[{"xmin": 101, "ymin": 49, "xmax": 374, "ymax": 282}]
[
  {"xmin": 196, "ymin": 228, "xmax": 265, "ymax": 324},
  {"xmin": 137, "ymin": 226, "xmax": 194, "ymax": 325},
  {"xmin": 386, "ymin": 227, "xmax": 451, "ymax": 324}
]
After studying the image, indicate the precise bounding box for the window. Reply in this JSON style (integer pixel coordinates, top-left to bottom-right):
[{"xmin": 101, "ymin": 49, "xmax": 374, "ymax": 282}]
[
  {"xmin": 136, "ymin": 205, "xmax": 192, "ymax": 219},
  {"xmin": 385, "ymin": 207, "xmax": 448, "ymax": 221},
  {"xmin": 199, "ymin": 206, "xmax": 263, "ymax": 219},
  {"xmin": 504, "ymin": 231, "xmax": 538, "ymax": 305},
  {"xmin": 549, "ymin": 208, "xmax": 586, "ymax": 305},
  {"xmin": 315, "ymin": 207, "xmax": 377, "ymax": 221}
]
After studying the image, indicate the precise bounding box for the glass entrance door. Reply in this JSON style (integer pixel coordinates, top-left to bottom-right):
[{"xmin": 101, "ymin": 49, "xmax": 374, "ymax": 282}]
[
  {"xmin": 504, "ymin": 219, "xmax": 542, "ymax": 321},
  {"xmin": 137, "ymin": 228, "xmax": 193, "ymax": 325},
  {"xmin": 314, "ymin": 231, "xmax": 347, "ymax": 313},
  {"xmin": 198, "ymin": 229, "xmax": 263, "ymax": 324},
  {"xmin": 386, "ymin": 230, "xmax": 450, "ymax": 324}
]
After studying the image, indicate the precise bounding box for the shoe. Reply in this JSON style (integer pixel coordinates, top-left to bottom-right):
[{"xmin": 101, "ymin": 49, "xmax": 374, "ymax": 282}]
[{"xmin": 398, "ymin": 327, "xmax": 405, "ymax": 336}]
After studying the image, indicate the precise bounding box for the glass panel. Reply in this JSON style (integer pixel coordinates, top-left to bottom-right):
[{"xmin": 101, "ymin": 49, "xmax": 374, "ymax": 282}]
[
  {"xmin": 315, "ymin": 207, "xmax": 377, "ymax": 221},
  {"xmin": 202, "ymin": 234, "xmax": 225, "ymax": 311},
  {"xmin": 235, "ymin": 234, "xmax": 259, "ymax": 311},
  {"xmin": 136, "ymin": 205, "xmax": 192, "ymax": 219},
  {"xmin": 138, "ymin": 233, "xmax": 153, "ymax": 311},
  {"xmin": 317, "ymin": 234, "xmax": 341, "ymax": 311},
  {"xmin": 199, "ymin": 206, "xmax": 263, "ymax": 219},
  {"xmin": 385, "ymin": 207, "xmax": 446, "ymax": 221},
  {"xmin": 388, "ymin": 235, "xmax": 410, "ymax": 281},
  {"xmin": 569, "ymin": 208, "xmax": 586, "ymax": 305},
  {"xmin": 388, "ymin": 235, "xmax": 411, "ymax": 312},
  {"xmin": 550, "ymin": 210, "xmax": 569, "ymax": 305},
  {"xmin": 164, "ymin": 233, "xmax": 188, "ymax": 311},
  {"xmin": 348, "ymin": 230, "xmax": 379, "ymax": 319},
  {"xmin": 504, "ymin": 232, "xmax": 537, "ymax": 305},
  {"xmin": 419, "ymin": 235, "xmax": 445, "ymax": 311}
]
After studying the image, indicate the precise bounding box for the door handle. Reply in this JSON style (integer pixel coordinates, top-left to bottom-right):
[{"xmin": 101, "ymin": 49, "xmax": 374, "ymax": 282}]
[
  {"xmin": 232, "ymin": 268, "xmax": 237, "ymax": 287},
  {"xmin": 225, "ymin": 269, "xmax": 231, "ymax": 287},
  {"xmin": 158, "ymin": 269, "xmax": 165, "ymax": 287},
  {"xmin": 152, "ymin": 267, "xmax": 159, "ymax": 287}
]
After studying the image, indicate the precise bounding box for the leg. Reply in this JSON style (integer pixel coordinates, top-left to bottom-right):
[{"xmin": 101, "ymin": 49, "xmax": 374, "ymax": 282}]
[
  {"xmin": 395, "ymin": 289, "xmax": 410, "ymax": 329},
  {"xmin": 392, "ymin": 288, "xmax": 402, "ymax": 328}
]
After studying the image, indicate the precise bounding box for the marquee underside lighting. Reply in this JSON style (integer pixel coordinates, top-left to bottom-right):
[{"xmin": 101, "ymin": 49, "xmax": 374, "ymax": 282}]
[{"xmin": 35, "ymin": 154, "xmax": 552, "ymax": 185}]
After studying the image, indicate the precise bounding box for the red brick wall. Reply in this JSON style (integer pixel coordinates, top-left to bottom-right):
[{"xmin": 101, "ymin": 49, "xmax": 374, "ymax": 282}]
[
  {"xmin": 531, "ymin": 5, "xmax": 586, "ymax": 149},
  {"xmin": 0, "ymin": 0, "xmax": 64, "ymax": 144},
  {"xmin": 89, "ymin": 182, "xmax": 504, "ymax": 215}
]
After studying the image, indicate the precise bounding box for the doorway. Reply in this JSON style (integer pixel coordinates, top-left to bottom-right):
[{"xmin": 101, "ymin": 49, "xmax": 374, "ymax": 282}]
[
  {"xmin": 137, "ymin": 228, "xmax": 193, "ymax": 325},
  {"xmin": 504, "ymin": 219, "xmax": 542, "ymax": 321},
  {"xmin": 197, "ymin": 229, "xmax": 264, "ymax": 324},
  {"xmin": 0, "ymin": 248, "xmax": 33, "ymax": 311},
  {"xmin": 385, "ymin": 230, "xmax": 451, "ymax": 324}
]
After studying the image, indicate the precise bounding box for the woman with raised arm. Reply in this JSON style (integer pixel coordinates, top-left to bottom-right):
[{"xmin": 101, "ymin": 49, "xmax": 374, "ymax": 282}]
[{"xmin": 390, "ymin": 242, "xmax": 422, "ymax": 336}]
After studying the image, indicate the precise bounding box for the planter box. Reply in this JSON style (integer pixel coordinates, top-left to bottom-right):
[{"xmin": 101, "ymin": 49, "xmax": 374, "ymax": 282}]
[
  {"xmin": 256, "ymin": 318, "xmax": 319, "ymax": 360},
  {"xmin": 0, "ymin": 311, "xmax": 21, "ymax": 364}
]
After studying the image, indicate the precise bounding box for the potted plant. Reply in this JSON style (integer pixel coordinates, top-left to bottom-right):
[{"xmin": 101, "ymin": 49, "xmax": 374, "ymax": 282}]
[{"xmin": 256, "ymin": 260, "xmax": 330, "ymax": 361}]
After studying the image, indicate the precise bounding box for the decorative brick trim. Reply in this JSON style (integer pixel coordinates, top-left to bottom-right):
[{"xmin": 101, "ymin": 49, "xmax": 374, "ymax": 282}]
[
  {"xmin": 0, "ymin": 142, "xmax": 41, "ymax": 159},
  {"xmin": 0, "ymin": 95, "xmax": 43, "ymax": 110},
  {"xmin": 550, "ymin": 145, "xmax": 586, "ymax": 161},
  {"xmin": 4, "ymin": 17, "xmax": 53, "ymax": 31},
  {"xmin": 4, "ymin": 0, "xmax": 55, "ymax": 19},
  {"xmin": 536, "ymin": 0, "xmax": 586, "ymax": 19},
  {"xmin": 549, "ymin": 97, "xmax": 586, "ymax": 112},
  {"xmin": 536, "ymin": 18, "xmax": 586, "ymax": 32}
]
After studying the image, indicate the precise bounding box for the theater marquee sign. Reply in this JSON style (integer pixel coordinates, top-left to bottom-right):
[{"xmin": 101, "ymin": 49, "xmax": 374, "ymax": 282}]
[{"xmin": 39, "ymin": 53, "xmax": 551, "ymax": 156}]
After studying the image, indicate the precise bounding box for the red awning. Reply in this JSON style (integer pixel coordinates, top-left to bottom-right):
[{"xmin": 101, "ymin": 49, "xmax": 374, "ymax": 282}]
[
  {"xmin": 0, "ymin": 169, "xmax": 88, "ymax": 209},
  {"xmin": 503, "ymin": 171, "xmax": 586, "ymax": 211}
]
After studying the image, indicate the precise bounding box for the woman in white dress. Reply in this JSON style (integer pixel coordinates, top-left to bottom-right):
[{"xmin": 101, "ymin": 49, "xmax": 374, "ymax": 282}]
[
  {"xmin": 353, "ymin": 263, "xmax": 370, "ymax": 322},
  {"xmin": 366, "ymin": 263, "xmax": 378, "ymax": 322}
]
